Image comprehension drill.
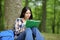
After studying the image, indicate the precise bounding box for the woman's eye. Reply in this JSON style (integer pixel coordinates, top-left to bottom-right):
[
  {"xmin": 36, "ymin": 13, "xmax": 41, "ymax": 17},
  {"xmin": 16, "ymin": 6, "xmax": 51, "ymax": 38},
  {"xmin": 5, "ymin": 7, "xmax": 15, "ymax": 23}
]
[
  {"xmin": 26, "ymin": 13, "xmax": 31, "ymax": 14},
  {"xmin": 26, "ymin": 13, "xmax": 28, "ymax": 14}
]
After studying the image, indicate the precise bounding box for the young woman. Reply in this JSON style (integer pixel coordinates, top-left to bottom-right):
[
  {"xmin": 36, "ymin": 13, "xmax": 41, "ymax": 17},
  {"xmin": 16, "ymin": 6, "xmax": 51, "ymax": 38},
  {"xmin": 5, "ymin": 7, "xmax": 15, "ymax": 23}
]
[{"xmin": 14, "ymin": 6, "xmax": 44, "ymax": 40}]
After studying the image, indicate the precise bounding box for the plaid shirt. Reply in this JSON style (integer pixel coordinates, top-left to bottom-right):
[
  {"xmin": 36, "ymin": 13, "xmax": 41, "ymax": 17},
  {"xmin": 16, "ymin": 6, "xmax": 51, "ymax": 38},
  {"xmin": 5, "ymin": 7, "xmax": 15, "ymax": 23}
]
[{"xmin": 14, "ymin": 18, "xmax": 26, "ymax": 36}]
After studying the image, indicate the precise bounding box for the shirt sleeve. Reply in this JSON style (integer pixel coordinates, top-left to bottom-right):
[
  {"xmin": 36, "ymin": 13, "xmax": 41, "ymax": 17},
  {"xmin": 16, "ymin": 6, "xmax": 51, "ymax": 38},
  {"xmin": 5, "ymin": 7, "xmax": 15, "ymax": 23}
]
[{"xmin": 14, "ymin": 18, "xmax": 21, "ymax": 34}]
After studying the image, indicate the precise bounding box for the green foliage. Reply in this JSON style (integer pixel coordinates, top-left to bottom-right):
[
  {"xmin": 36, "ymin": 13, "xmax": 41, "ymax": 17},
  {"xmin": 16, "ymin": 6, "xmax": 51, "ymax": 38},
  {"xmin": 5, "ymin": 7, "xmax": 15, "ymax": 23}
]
[{"xmin": 0, "ymin": 0, "xmax": 4, "ymax": 31}]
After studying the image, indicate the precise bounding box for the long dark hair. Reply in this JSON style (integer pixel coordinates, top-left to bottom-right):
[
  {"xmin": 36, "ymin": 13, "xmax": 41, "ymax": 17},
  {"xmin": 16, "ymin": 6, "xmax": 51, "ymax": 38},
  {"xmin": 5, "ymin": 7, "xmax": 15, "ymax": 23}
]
[{"xmin": 20, "ymin": 6, "xmax": 33, "ymax": 19}]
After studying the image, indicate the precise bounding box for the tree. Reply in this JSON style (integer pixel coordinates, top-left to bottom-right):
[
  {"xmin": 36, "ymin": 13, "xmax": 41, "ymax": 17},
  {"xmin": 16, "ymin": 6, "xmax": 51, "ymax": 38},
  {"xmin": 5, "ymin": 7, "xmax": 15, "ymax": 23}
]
[
  {"xmin": 0, "ymin": 0, "xmax": 2, "ymax": 31},
  {"xmin": 4, "ymin": 0, "xmax": 22, "ymax": 29},
  {"xmin": 0, "ymin": 0, "xmax": 4, "ymax": 31},
  {"xmin": 52, "ymin": 0, "xmax": 56, "ymax": 33},
  {"xmin": 56, "ymin": 0, "xmax": 60, "ymax": 34},
  {"xmin": 57, "ymin": 21, "xmax": 60, "ymax": 34},
  {"xmin": 41, "ymin": 0, "xmax": 47, "ymax": 32}
]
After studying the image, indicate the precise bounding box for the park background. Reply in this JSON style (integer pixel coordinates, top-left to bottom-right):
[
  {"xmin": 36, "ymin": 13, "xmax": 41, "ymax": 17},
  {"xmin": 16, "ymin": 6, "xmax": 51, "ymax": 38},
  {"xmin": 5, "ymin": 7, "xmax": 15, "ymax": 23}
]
[{"xmin": 0, "ymin": 0, "xmax": 60, "ymax": 40}]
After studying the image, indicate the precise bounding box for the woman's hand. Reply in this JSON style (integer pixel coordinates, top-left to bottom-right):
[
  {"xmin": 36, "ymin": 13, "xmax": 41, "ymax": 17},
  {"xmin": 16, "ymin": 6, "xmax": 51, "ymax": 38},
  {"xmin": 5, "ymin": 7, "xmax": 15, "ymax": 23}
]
[{"xmin": 19, "ymin": 27, "xmax": 26, "ymax": 32}]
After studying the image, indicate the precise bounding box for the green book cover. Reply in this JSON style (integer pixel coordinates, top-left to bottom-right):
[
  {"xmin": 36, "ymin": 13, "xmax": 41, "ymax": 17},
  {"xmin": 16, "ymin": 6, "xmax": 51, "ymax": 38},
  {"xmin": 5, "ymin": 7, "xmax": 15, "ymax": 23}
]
[{"xmin": 26, "ymin": 20, "xmax": 41, "ymax": 28}]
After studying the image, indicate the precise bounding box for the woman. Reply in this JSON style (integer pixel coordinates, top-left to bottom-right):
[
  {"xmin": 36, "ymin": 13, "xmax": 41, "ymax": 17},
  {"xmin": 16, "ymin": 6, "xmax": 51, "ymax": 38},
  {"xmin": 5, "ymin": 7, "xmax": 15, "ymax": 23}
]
[{"xmin": 14, "ymin": 6, "xmax": 44, "ymax": 40}]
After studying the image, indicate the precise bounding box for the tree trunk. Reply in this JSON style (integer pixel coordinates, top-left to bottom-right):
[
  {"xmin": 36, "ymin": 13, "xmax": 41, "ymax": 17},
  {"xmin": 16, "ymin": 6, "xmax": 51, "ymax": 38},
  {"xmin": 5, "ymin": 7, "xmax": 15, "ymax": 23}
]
[
  {"xmin": 41, "ymin": 0, "xmax": 47, "ymax": 32},
  {"xmin": 57, "ymin": 21, "xmax": 59, "ymax": 34},
  {"xmin": 4, "ymin": 0, "xmax": 22, "ymax": 29},
  {"xmin": 52, "ymin": 0, "xmax": 56, "ymax": 33}
]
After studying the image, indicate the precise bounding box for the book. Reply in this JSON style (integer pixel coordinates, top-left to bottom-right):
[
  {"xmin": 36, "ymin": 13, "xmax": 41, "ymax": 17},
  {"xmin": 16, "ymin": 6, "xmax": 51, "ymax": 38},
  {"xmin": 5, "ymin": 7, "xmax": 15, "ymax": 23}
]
[{"xmin": 26, "ymin": 20, "xmax": 41, "ymax": 28}]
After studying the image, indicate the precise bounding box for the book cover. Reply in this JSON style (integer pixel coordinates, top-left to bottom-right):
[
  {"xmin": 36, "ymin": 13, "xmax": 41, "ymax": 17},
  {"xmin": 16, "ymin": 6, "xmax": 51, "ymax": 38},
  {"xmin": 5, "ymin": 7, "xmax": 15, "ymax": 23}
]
[{"xmin": 26, "ymin": 20, "xmax": 41, "ymax": 28}]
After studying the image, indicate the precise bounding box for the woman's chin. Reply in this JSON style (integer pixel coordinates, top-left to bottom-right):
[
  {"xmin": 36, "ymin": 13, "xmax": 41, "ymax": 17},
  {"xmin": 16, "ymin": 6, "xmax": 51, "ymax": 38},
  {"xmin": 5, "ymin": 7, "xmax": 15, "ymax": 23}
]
[
  {"xmin": 24, "ymin": 17, "xmax": 30, "ymax": 19},
  {"xmin": 26, "ymin": 17, "xmax": 29, "ymax": 19}
]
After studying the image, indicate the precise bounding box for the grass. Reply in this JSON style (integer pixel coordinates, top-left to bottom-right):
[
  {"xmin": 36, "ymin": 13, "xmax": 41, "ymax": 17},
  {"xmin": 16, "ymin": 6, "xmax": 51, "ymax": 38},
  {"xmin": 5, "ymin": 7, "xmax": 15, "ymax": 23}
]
[{"xmin": 42, "ymin": 33, "xmax": 60, "ymax": 40}]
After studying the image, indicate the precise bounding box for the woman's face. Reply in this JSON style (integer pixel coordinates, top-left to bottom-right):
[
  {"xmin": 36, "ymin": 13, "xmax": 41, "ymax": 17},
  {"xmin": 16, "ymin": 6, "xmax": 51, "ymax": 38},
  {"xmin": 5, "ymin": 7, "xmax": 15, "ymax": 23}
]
[{"xmin": 24, "ymin": 9, "xmax": 31, "ymax": 19}]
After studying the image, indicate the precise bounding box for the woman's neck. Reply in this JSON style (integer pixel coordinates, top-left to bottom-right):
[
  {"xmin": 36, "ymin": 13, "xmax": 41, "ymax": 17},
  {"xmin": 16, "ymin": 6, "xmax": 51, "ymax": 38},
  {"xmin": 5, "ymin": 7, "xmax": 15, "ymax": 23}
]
[{"xmin": 22, "ymin": 18, "xmax": 27, "ymax": 23}]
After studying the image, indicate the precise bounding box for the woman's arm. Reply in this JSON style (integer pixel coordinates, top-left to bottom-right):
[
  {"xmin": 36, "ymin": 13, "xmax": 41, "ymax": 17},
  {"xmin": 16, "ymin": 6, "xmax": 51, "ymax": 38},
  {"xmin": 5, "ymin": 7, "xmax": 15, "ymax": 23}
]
[
  {"xmin": 14, "ymin": 18, "xmax": 26, "ymax": 34},
  {"xmin": 14, "ymin": 18, "xmax": 21, "ymax": 34}
]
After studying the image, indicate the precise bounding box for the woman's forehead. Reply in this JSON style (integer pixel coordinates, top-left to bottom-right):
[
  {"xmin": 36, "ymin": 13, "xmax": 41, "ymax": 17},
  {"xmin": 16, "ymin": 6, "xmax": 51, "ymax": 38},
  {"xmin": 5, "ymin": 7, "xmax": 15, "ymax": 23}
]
[{"xmin": 26, "ymin": 10, "xmax": 31, "ymax": 13}]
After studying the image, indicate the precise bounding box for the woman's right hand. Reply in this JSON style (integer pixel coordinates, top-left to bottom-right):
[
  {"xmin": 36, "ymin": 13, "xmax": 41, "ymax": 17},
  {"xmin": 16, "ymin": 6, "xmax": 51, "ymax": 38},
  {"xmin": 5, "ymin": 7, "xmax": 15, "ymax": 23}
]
[{"xmin": 19, "ymin": 27, "xmax": 26, "ymax": 32}]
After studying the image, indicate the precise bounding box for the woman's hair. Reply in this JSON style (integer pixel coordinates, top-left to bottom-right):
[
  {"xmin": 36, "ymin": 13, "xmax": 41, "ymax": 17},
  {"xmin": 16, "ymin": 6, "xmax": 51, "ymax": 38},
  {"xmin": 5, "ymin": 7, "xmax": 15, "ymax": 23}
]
[{"xmin": 20, "ymin": 6, "xmax": 33, "ymax": 19}]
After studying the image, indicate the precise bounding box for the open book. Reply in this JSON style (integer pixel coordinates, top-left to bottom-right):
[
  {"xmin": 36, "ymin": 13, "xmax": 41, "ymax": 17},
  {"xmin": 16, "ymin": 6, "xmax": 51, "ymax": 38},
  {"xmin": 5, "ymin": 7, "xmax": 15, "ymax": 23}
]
[{"xmin": 26, "ymin": 20, "xmax": 41, "ymax": 28}]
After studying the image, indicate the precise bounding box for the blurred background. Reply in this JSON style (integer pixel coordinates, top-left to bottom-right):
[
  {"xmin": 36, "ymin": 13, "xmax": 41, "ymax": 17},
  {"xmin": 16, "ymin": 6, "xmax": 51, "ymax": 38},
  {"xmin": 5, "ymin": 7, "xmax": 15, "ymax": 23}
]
[{"xmin": 0, "ymin": 0, "xmax": 60, "ymax": 40}]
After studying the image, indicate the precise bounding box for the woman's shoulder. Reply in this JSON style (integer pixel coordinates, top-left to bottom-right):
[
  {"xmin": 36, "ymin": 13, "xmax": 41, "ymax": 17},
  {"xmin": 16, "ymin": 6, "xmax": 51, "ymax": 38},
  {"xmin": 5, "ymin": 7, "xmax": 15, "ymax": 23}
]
[{"xmin": 16, "ymin": 18, "xmax": 22, "ymax": 21}]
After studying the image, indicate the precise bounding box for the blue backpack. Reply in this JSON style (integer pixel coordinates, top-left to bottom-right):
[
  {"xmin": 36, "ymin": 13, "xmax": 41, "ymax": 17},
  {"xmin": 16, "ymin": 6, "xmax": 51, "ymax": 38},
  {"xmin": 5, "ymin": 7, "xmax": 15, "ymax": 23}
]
[{"xmin": 0, "ymin": 30, "xmax": 14, "ymax": 40}]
